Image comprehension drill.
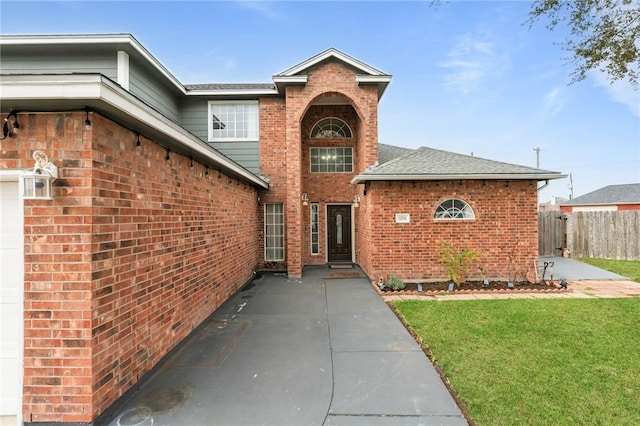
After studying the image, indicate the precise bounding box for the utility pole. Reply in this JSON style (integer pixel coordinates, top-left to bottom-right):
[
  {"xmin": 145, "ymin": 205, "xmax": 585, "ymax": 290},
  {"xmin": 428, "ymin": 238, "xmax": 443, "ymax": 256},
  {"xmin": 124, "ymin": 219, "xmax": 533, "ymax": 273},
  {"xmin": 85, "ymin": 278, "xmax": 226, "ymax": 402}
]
[{"xmin": 533, "ymin": 147, "xmax": 541, "ymax": 168}]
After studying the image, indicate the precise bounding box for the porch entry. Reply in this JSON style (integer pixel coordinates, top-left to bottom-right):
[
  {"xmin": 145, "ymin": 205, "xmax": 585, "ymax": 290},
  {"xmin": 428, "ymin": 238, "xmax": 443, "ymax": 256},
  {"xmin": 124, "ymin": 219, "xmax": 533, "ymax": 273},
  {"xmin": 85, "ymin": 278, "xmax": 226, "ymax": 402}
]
[{"xmin": 327, "ymin": 205, "xmax": 352, "ymax": 262}]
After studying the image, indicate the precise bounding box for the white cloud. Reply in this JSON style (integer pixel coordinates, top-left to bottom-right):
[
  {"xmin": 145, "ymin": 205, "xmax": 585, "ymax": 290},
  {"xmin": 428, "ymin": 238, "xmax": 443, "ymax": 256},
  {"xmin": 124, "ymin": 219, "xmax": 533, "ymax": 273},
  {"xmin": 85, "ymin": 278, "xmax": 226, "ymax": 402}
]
[
  {"xmin": 438, "ymin": 33, "xmax": 506, "ymax": 94},
  {"xmin": 543, "ymin": 86, "xmax": 565, "ymax": 115},
  {"xmin": 591, "ymin": 71, "xmax": 640, "ymax": 117},
  {"xmin": 236, "ymin": 1, "xmax": 282, "ymax": 20}
]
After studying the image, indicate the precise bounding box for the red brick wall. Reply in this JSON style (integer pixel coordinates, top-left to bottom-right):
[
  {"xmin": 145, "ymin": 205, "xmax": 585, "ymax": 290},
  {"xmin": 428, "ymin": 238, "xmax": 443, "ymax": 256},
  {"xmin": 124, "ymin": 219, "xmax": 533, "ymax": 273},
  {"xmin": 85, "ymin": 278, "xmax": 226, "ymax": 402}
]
[
  {"xmin": 10, "ymin": 111, "xmax": 259, "ymax": 422},
  {"xmin": 258, "ymin": 98, "xmax": 288, "ymax": 271},
  {"xmin": 359, "ymin": 180, "xmax": 539, "ymax": 282},
  {"xmin": 300, "ymin": 105, "xmax": 360, "ymax": 265},
  {"xmin": 257, "ymin": 60, "xmax": 379, "ymax": 274},
  {"xmin": 618, "ymin": 204, "xmax": 640, "ymax": 211}
]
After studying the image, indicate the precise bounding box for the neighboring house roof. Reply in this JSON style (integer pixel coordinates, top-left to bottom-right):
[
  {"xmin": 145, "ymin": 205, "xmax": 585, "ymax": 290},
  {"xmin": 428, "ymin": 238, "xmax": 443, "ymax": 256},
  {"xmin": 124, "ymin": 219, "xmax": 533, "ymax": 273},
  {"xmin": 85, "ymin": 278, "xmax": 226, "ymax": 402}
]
[
  {"xmin": 353, "ymin": 145, "xmax": 565, "ymax": 183},
  {"xmin": 560, "ymin": 184, "xmax": 640, "ymax": 206}
]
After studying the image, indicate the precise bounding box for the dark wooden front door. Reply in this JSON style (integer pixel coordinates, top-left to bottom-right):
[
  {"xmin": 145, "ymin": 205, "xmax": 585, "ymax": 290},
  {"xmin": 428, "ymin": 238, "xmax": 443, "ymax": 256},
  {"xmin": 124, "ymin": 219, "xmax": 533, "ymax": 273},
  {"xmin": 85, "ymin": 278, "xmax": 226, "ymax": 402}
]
[{"xmin": 327, "ymin": 205, "xmax": 352, "ymax": 262}]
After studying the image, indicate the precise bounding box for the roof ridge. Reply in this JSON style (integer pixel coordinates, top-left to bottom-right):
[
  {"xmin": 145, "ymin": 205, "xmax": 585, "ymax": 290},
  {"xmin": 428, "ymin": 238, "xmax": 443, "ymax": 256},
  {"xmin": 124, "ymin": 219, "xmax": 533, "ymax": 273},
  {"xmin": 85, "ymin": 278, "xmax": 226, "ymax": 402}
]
[{"xmin": 418, "ymin": 146, "xmax": 556, "ymax": 173}]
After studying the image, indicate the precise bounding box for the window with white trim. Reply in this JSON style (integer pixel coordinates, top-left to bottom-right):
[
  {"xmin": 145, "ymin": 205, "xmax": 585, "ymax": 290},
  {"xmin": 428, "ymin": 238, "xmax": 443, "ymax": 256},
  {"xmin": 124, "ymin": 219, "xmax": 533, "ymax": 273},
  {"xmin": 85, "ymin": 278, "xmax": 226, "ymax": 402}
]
[
  {"xmin": 310, "ymin": 147, "xmax": 353, "ymax": 173},
  {"xmin": 265, "ymin": 203, "xmax": 285, "ymax": 261},
  {"xmin": 208, "ymin": 101, "xmax": 258, "ymax": 141},
  {"xmin": 311, "ymin": 117, "xmax": 352, "ymax": 138},
  {"xmin": 434, "ymin": 199, "xmax": 475, "ymax": 219},
  {"xmin": 310, "ymin": 203, "xmax": 319, "ymax": 255}
]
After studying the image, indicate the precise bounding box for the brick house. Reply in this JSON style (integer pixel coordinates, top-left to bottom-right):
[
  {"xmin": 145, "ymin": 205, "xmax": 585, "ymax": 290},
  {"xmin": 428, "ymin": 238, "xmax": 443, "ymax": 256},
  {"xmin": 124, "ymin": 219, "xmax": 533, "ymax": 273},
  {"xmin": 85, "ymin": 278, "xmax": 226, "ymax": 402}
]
[
  {"xmin": 559, "ymin": 183, "xmax": 640, "ymax": 213},
  {"xmin": 0, "ymin": 34, "xmax": 563, "ymax": 424}
]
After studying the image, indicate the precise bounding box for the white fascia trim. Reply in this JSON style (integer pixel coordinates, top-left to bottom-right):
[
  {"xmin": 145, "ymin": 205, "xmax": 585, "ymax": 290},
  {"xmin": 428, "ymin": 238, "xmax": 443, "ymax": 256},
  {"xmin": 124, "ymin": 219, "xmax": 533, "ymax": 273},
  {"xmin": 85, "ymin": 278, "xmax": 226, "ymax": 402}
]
[
  {"xmin": 187, "ymin": 88, "xmax": 279, "ymax": 96},
  {"xmin": 276, "ymin": 48, "xmax": 386, "ymax": 77},
  {"xmin": 0, "ymin": 74, "xmax": 104, "ymax": 98},
  {"xmin": 560, "ymin": 201, "xmax": 639, "ymax": 207},
  {"xmin": 117, "ymin": 51, "xmax": 130, "ymax": 91},
  {"xmin": 272, "ymin": 75, "xmax": 308, "ymax": 84},
  {"xmin": 0, "ymin": 74, "xmax": 268, "ymax": 189},
  {"xmin": 355, "ymin": 75, "xmax": 392, "ymax": 84},
  {"xmin": 0, "ymin": 34, "xmax": 187, "ymax": 95},
  {"xmin": 351, "ymin": 173, "xmax": 567, "ymax": 184}
]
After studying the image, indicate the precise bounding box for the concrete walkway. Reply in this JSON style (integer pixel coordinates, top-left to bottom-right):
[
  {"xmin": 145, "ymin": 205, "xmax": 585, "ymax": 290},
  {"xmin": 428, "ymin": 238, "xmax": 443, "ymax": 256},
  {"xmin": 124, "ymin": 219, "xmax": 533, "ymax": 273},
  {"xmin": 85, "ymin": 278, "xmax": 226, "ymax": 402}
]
[
  {"xmin": 107, "ymin": 266, "xmax": 467, "ymax": 426},
  {"xmin": 538, "ymin": 256, "xmax": 627, "ymax": 280}
]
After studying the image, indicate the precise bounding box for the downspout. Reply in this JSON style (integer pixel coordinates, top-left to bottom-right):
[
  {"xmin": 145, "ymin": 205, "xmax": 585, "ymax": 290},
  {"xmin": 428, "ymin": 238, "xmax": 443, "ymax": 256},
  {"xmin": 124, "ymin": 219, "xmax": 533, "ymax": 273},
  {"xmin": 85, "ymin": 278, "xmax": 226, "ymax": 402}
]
[{"xmin": 537, "ymin": 179, "xmax": 549, "ymax": 192}]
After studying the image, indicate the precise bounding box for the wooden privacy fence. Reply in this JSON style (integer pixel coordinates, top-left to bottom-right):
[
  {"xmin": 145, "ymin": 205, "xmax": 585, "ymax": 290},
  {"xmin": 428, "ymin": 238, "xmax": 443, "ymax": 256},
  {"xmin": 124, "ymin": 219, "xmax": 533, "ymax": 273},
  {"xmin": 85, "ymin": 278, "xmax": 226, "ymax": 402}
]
[
  {"xmin": 538, "ymin": 211, "xmax": 566, "ymax": 256},
  {"xmin": 567, "ymin": 211, "xmax": 640, "ymax": 260},
  {"xmin": 539, "ymin": 210, "xmax": 640, "ymax": 259}
]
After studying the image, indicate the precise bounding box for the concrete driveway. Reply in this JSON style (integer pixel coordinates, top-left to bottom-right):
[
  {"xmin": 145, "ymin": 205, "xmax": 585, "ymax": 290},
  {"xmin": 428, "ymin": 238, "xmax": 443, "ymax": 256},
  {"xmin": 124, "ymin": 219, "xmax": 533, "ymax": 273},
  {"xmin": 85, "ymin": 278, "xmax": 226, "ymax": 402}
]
[{"xmin": 106, "ymin": 266, "xmax": 467, "ymax": 426}]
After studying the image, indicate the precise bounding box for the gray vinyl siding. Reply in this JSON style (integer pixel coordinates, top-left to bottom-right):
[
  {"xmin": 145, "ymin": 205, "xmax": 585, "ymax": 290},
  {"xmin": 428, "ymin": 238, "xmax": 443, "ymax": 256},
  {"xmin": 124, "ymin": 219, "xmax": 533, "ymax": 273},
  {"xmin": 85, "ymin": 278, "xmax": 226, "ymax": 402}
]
[
  {"xmin": 180, "ymin": 98, "xmax": 209, "ymax": 140},
  {"xmin": 0, "ymin": 52, "xmax": 117, "ymax": 79},
  {"xmin": 129, "ymin": 59, "xmax": 181, "ymax": 122},
  {"xmin": 208, "ymin": 141, "xmax": 259, "ymax": 173},
  {"xmin": 180, "ymin": 98, "xmax": 260, "ymax": 173}
]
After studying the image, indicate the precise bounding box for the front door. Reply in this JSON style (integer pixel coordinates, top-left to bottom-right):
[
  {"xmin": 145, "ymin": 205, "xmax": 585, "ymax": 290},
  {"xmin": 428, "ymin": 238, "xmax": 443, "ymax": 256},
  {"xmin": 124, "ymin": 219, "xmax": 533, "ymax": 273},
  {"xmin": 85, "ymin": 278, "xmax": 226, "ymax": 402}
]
[{"xmin": 327, "ymin": 205, "xmax": 352, "ymax": 262}]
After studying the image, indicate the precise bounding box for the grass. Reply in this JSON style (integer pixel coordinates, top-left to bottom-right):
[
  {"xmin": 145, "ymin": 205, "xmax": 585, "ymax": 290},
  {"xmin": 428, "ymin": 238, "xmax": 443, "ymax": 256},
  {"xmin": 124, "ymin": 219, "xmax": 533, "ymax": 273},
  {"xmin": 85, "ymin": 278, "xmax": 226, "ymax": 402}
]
[
  {"xmin": 578, "ymin": 258, "xmax": 640, "ymax": 283},
  {"xmin": 393, "ymin": 298, "xmax": 640, "ymax": 425}
]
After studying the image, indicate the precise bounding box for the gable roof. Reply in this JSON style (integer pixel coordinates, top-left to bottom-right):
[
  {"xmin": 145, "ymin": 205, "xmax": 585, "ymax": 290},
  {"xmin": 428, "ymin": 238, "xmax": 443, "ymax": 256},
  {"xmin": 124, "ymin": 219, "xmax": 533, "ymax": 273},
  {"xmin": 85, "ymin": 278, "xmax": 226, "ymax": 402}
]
[
  {"xmin": 560, "ymin": 184, "xmax": 640, "ymax": 206},
  {"xmin": 353, "ymin": 145, "xmax": 565, "ymax": 183},
  {"xmin": 276, "ymin": 48, "xmax": 388, "ymax": 77},
  {"xmin": 272, "ymin": 48, "xmax": 392, "ymax": 98}
]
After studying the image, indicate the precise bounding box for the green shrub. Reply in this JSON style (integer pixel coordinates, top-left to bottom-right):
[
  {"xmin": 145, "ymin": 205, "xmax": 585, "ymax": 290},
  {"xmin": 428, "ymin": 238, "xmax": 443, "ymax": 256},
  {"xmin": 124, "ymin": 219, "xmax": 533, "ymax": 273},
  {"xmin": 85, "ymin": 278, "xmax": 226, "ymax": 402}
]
[
  {"xmin": 438, "ymin": 241, "xmax": 481, "ymax": 285},
  {"xmin": 386, "ymin": 275, "xmax": 406, "ymax": 291}
]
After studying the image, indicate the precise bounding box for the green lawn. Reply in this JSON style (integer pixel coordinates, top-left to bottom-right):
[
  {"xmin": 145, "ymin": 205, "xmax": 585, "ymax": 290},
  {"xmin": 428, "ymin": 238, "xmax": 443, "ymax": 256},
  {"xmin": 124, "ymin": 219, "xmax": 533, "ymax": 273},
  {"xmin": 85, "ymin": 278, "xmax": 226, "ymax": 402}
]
[
  {"xmin": 394, "ymin": 298, "xmax": 640, "ymax": 425},
  {"xmin": 578, "ymin": 258, "xmax": 640, "ymax": 283}
]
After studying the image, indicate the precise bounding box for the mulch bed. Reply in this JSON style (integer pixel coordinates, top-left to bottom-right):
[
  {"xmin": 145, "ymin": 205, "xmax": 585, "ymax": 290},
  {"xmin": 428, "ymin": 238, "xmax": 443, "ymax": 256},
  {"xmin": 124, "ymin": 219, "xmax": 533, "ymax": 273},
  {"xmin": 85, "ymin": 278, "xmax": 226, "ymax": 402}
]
[{"xmin": 375, "ymin": 280, "xmax": 570, "ymax": 296}]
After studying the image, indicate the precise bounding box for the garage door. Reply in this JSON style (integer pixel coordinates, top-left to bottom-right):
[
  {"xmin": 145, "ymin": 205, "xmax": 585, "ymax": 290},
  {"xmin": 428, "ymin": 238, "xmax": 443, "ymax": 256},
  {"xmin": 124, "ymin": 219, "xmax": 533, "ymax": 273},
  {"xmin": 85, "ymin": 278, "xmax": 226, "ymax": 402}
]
[{"xmin": 0, "ymin": 180, "xmax": 23, "ymax": 420}]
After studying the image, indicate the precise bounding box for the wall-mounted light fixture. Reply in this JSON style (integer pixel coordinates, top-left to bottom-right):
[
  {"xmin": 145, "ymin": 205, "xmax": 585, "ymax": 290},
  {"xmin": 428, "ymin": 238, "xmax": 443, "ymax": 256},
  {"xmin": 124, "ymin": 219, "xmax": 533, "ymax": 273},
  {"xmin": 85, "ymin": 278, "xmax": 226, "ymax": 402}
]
[
  {"xmin": 2, "ymin": 110, "xmax": 20, "ymax": 139},
  {"xmin": 301, "ymin": 193, "xmax": 309, "ymax": 206},
  {"xmin": 84, "ymin": 107, "xmax": 92, "ymax": 130},
  {"xmin": 21, "ymin": 150, "xmax": 58, "ymax": 200},
  {"xmin": 135, "ymin": 131, "xmax": 141, "ymax": 147},
  {"xmin": 353, "ymin": 194, "xmax": 361, "ymax": 208}
]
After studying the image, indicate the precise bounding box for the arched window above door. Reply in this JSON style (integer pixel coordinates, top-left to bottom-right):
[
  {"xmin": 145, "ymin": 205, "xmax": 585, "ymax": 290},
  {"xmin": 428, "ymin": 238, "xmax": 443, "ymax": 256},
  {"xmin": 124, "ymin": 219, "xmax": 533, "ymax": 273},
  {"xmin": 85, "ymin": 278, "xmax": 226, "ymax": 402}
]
[{"xmin": 311, "ymin": 117, "xmax": 352, "ymax": 139}]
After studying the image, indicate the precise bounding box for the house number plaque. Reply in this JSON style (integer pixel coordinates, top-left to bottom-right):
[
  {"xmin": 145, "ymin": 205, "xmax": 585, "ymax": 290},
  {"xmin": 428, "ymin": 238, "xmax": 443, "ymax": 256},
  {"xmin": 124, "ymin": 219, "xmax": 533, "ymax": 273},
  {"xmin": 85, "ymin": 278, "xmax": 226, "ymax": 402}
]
[{"xmin": 395, "ymin": 213, "xmax": 410, "ymax": 223}]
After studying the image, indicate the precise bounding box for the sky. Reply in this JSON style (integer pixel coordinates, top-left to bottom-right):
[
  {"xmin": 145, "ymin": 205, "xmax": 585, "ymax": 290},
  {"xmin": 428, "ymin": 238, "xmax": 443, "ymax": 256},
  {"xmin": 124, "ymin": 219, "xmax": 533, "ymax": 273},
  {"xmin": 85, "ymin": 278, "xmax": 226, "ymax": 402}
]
[{"xmin": 1, "ymin": 0, "xmax": 639, "ymax": 202}]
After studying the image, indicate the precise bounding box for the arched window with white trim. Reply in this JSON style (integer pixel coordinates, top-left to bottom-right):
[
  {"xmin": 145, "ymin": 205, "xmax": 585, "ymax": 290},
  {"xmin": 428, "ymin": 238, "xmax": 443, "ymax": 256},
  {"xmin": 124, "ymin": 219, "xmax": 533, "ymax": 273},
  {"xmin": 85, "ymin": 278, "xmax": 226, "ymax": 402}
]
[
  {"xmin": 434, "ymin": 198, "xmax": 475, "ymax": 219},
  {"xmin": 311, "ymin": 117, "xmax": 352, "ymax": 139}
]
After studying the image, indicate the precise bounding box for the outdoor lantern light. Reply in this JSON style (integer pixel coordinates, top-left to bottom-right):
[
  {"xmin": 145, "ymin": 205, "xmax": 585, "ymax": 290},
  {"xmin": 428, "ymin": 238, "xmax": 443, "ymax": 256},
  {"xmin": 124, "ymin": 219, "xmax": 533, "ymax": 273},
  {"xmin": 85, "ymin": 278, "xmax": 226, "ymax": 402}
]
[
  {"xmin": 2, "ymin": 110, "xmax": 20, "ymax": 139},
  {"xmin": 21, "ymin": 150, "xmax": 58, "ymax": 200},
  {"xmin": 353, "ymin": 194, "xmax": 361, "ymax": 208},
  {"xmin": 301, "ymin": 193, "xmax": 309, "ymax": 206},
  {"xmin": 84, "ymin": 107, "xmax": 92, "ymax": 130}
]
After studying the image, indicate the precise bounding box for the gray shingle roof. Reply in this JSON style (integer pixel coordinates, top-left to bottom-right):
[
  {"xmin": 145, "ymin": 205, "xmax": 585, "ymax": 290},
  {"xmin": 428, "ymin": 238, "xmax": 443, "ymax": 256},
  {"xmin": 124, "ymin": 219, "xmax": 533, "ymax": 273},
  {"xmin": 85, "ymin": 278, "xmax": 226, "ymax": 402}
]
[
  {"xmin": 560, "ymin": 183, "xmax": 640, "ymax": 206},
  {"xmin": 353, "ymin": 145, "xmax": 565, "ymax": 183},
  {"xmin": 378, "ymin": 143, "xmax": 415, "ymax": 164}
]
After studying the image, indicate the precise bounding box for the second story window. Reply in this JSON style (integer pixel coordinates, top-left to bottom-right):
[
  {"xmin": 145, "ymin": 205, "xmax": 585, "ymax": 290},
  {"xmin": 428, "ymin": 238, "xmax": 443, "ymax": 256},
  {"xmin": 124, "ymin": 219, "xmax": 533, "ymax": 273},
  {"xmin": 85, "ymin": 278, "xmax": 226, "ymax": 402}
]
[
  {"xmin": 311, "ymin": 147, "xmax": 353, "ymax": 173},
  {"xmin": 208, "ymin": 101, "xmax": 258, "ymax": 141},
  {"xmin": 311, "ymin": 117, "xmax": 352, "ymax": 139}
]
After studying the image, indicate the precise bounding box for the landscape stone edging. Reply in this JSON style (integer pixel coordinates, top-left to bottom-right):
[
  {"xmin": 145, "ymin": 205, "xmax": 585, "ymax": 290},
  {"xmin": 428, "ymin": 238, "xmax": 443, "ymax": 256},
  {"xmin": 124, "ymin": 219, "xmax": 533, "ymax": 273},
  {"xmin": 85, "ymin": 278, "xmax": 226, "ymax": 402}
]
[{"xmin": 370, "ymin": 281, "xmax": 572, "ymax": 297}]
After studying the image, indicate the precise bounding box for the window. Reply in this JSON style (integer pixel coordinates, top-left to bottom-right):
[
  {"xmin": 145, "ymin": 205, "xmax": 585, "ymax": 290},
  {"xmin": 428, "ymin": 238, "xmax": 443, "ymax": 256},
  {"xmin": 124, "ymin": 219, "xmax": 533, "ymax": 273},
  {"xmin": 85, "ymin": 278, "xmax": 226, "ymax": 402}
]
[
  {"xmin": 310, "ymin": 147, "xmax": 353, "ymax": 173},
  {"xmin": 434, "ymin": 199, "xmax": 475, "ymax": 219},
  {"xmin": 310, "ymin": 203, "xmax": 319, "ymax": 255},
  {"xmin": 208, "ymin": 101, "xmax": 258, "ymax": 141},
  {"xmin": 311, "ymin": 118, "xmax": 352, "ymax": 138},
  {"xmin": 265, "ymin": 204, "xmax": 285, "ymax": 261}
]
